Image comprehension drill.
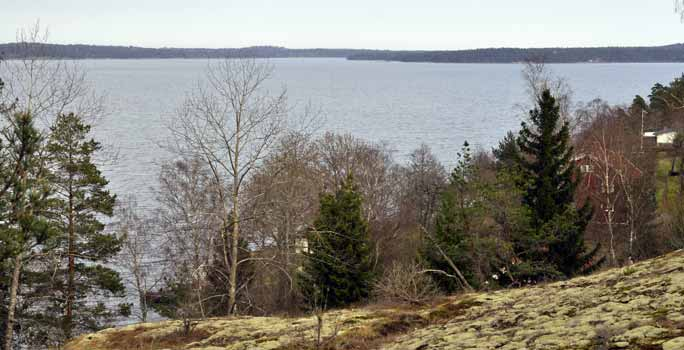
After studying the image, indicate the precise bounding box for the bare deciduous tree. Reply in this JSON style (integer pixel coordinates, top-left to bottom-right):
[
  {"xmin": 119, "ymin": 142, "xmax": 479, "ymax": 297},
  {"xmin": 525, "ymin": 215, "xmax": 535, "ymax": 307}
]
[
  {"xmin": 0, "ymin": 22, "xmax": 105, "ymax": 125},
  {"xmin": 116, "ymin": 197, "xmax": 159, "ymax": 323},
  {"xmin": 577, "ymin": 104, "xmax": 624, "ymax": 266},
  {"xmin": 156, "ymin": 157, "xmax": 222, "ymax": 318},
  {"xmin": 520, "ymin": 60, "xmax": 579, "ymax": 132},
  {"xmin": 242, "ymin": 132, "xmax": 321, "ymax": 313},
  {"xmin": 575, "ymin": 104, "xmax": 659, "ymax": 265},
  {"xmin": 168, "ymin": 58, "xmax": 286, "ymax": 314},
  {"xmin": 403, "ymin": 144, "xmax": 447, "ymax": 232}
]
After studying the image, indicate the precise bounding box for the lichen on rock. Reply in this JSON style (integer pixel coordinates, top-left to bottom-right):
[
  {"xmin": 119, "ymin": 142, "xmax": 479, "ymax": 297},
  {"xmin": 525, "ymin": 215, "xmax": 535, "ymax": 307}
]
[{"xmin": 65, "ymin": 250, "xmax": 684, "ymax": 350}]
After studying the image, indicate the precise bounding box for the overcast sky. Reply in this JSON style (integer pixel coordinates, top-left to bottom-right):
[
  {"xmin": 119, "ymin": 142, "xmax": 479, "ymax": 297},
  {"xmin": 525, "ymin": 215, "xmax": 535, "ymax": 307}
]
[{"xmin": 2, "ymin": 0, "xmax": 684, "ymax": 50}]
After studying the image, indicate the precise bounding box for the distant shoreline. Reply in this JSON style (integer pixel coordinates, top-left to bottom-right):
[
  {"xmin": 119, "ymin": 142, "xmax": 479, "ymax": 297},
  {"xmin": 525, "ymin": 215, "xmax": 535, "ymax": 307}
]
[{"xmin": 3, "ymin": 43, "xmax": 684, "ymax": 63}]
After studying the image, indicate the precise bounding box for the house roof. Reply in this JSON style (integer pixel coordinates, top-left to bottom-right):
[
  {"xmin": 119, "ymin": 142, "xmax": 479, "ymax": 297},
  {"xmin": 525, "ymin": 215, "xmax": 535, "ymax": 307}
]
[
  {"xmin": 654, "ymin": 129, "xmax": 677, "ymax": 136},
  {"xmin": 643, "ymin": 129, "xmax": 677, "ymax": 137}
]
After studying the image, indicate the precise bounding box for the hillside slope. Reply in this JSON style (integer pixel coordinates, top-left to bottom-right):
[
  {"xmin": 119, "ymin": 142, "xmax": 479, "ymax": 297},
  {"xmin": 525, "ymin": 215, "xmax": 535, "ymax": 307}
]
[{"xmin": 66, "ymin": 250, "xmax": 684, "ymax": 350}]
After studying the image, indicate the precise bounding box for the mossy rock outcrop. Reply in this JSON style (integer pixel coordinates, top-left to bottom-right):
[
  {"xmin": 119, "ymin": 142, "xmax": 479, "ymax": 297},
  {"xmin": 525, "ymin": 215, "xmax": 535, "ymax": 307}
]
[{"xmin": 66, "ymin": 250, "xmax": 684, "ymax": 350}]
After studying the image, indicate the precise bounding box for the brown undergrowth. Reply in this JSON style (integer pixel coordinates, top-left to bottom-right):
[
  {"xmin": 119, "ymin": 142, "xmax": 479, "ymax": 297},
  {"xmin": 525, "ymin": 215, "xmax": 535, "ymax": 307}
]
[{"xmin": 279, "ymin": 297, "xmax": 484, "ymax": 350}]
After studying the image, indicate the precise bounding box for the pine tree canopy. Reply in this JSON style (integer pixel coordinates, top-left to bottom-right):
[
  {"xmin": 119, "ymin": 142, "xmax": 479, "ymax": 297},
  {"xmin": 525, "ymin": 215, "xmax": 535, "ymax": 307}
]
[
  {"xmin": 0, "ymin": 112, "xmax": 53, "ymax": 257},
  {"xmin": 300, "ymin": 173, "xmax": 373, "ymax": 309},
  {"xmin": 39, "ymin": 112, "xmax": 124, "ymax": 340}
]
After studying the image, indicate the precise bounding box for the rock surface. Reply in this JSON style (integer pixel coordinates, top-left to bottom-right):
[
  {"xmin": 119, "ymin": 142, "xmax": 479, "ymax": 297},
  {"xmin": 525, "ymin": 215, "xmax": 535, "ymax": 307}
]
[{"xmin": 66, "ymin": 250, "xmax": 684, "ymax": 350}]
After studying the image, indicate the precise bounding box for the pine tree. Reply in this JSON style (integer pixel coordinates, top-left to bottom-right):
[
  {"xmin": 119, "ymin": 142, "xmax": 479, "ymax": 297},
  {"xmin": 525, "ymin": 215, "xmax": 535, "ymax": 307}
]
[
  {"xmin": 42, "ymin": 113, "xmax": 124, "ymax": 341},
  {"xmin": 423, "ymin": 142, "xmax": 483, "ymax": 291},
  {"xmin": 0, "ymin": 112, "xmax": 54, "ymax": 350},
  {"xmin": 299, "ymin": 174, "xmax": 373, "ymax": 309},
  {"xmin": 515, "ymin": 89, "xmax": 602, "ymax": 279}
]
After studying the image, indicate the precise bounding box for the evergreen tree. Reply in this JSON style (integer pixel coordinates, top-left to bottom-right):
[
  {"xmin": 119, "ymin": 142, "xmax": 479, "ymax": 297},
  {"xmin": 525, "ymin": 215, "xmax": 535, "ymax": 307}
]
[
  {"xmin": 515, "ymin": 89, "xmax": 602, "ymax": 279},
  {"xmin": 41, "ymin": 113, "xmax": 124, "ymax": 341},
  {"xmin": 630, "ymin": 95, "xmax": 649, "ymax": 113},
  {"xmin": 0, "ymin": 112, "xmax": 54, "ymax": 350},
  {"xmin": 423, "ymin": 142, "xmax": 484, "ymax": 291},
  {"xmin": 299, "ymin": 174, "xmax": 373, "ymax": 309},
  {"xmin": 492, "ymin": 131, "xmax": 520, "ymax": 171}
]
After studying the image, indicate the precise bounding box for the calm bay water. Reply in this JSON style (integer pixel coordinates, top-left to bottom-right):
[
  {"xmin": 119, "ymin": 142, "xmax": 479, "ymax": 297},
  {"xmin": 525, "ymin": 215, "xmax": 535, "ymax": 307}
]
[{"xmin": 83, "ymin": 58, "xmax": 684, "ymax": 205}]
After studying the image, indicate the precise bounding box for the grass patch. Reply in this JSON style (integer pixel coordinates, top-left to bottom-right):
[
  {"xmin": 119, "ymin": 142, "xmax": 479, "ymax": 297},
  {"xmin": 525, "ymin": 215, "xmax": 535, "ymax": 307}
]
[
  {"xmin": 98, "ymin": 327, "xmax": 211, "ymax": 350},
  {"xmin": 278, "ymin": 312, "xmax": 429, "ymax": 350},
  {"xmin": 278, "ymin": 297, "xmax": 486, "ymax": 350},
  {"xmin": 623, "ymin": 267, "xmax": 638, "ymax": 276},
  {"xmin": 656, "ymin": 154, "xmax": 681, "ymax": 211}
]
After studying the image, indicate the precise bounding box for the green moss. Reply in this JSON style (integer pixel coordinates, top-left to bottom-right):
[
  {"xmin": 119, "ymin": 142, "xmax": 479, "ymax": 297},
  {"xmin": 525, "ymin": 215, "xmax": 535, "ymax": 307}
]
[
  {"xmin": 623, "ymin": 267, "xmax": 638, "ymax": 276},
  {"xmin": 66, "ymin": 251, "xmax": 684, "ymax": 350},
  {"xmin": 426, "ymin": 298, "xmax": 484, "ymax": 322}
]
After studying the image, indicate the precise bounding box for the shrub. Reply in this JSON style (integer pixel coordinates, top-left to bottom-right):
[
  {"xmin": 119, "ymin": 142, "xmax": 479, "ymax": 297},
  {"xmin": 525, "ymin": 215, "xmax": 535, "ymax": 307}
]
[{"xmin": 373, "ymin": 262, "xmax": 440, "ymax": 305}]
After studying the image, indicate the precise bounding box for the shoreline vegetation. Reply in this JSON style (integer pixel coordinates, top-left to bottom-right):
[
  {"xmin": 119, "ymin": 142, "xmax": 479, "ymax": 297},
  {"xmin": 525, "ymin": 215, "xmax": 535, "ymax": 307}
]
[{"xmin": 3, "ymin": 43, "xmax": 684, "ymax": 63}]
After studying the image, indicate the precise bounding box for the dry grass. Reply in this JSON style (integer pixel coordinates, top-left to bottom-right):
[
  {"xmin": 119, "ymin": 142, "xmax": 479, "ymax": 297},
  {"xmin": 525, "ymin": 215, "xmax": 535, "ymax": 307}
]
[
  {"xmin": 91, "ymin": 327, "xmax": 210, "ymax": 350},
  {"xmin": 278, "ymin": 296, "xmax": 485, "ymax": 350}
]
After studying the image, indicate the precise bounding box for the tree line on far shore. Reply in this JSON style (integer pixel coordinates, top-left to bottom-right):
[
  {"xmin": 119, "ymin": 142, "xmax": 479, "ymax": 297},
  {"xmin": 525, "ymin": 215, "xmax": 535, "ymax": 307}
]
[{"xmin": 5, "ymin": 42, "xmax": 684, "ymax": 63}]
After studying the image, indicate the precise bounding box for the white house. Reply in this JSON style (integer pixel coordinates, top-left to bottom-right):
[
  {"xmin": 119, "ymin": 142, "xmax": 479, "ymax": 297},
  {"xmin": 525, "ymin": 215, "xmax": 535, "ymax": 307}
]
[
  {"xmin": 655, "ymin": 129, "xmax": 678, "ymax": 145},
  {"xmin": 643, "ymin": 129, "xmax": 678, "ymax": 146}
]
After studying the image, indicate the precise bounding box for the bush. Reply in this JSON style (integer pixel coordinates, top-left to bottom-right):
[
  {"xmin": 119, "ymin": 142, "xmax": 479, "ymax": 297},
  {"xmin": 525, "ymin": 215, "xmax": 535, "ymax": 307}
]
[{"xmin": 373, "ymin": 262, "xmax": 440, "ymax": 305}]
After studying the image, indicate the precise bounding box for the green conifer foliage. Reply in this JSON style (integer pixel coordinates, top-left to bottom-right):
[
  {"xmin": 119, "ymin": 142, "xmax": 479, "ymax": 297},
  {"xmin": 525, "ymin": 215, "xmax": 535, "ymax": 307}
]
[
  {"xmin": 300, "ymin": 174, "xmax": 373, "ymax": 309},
  {"xmin": 492, "ymin": 131, "xmax": 521, "ymax": 171},
  {"xmin": 423, "ymin": 142, "xmax": 483, "ymax": 291},
  {"xmin": 515, "ymin": 89, "xmax": 603, "ymax": 279},
  {"xmin": 0, "ymin": 111, "xmax": 55, "ymax": 350},
  {"xmin": 44, "ymin": 113, "xmax": 123, "ymax": 340}
]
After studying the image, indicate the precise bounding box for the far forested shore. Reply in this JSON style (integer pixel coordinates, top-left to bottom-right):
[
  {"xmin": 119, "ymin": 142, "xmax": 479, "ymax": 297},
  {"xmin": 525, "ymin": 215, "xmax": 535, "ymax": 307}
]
[{"xmin": 3, "ymin": 42, "xmax": 684, "ymax": 63}]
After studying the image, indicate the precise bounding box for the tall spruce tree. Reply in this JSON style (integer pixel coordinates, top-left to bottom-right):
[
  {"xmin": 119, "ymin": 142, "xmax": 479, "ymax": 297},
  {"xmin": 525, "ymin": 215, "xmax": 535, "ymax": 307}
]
[
  {"xmin": 300, "ymin": 174, "xmax": 373, "ymax": 309},
  {"xmin": 515, "ymin": 89, "xmax": 602, "ymax": 279},
  {"xmin": 43, "ymin": 113, "xmax": 123, "ymax": 341}
]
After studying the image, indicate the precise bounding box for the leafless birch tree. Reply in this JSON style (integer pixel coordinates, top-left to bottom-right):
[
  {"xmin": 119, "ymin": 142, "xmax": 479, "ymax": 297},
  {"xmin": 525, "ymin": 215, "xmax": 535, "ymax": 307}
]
[
  {"xmin": 116, "ymin": 197, "xmax": 159, "ymax": 323},
  {"xmin": 520, "ymin": 60, "xmax": 580, "ymax": 132},
  {"xmin": 156, "ymin": 157, "xmax": 222, "ymax": 318},
  {"xmin": 581, "ymin": 120, "xmax": 623, "ymax": 266}
]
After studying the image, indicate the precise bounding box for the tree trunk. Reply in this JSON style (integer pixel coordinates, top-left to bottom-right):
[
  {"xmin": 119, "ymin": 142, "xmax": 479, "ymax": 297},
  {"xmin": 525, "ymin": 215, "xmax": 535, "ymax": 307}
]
[
  {"xmin": 220, "ymin": 223, "xmax": 231, "ymax": 307},
  {"xmin": 227, "ymin": 116, "xmax": 241, "ymax": 315},
  {"xmin": 65, "ymin": 182, "xmax": 75, "ymax": 339},
  {"xmin": 627, "ymin": 203, "xmax": 636, "ymax": 263},
  {"xmin": 228, "ymin": 192, "xmax": 239, "ymax": 314},
  {"xmin": 607, "ymin": 207, "xmax": 616, "ymax": 266},
  {"xmin": 137, "ymin": 274, "xmax": 148, "ymax": 323},
  {"xmin": 679, "ymin": 156, "xmax": 684, "ymax": 200},
  {"xmin": 421, "ymin": 227, "xmax": 473, "ymax": 292},
  {"xmin": 4, "ymin": 255, "xmax": 22, "ymax": 350}
]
